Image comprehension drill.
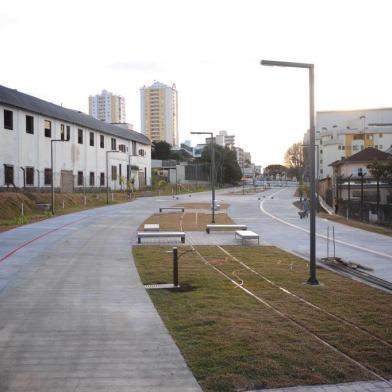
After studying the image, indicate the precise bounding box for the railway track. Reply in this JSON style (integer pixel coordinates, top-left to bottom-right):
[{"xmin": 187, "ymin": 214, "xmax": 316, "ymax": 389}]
[
  {"xmin": 320, "ymin": 259, "xmax": 392, "ymax": 293},
  {"xmin": 188, "ymin": 242, "xmax": 392, "ymax": 385}
]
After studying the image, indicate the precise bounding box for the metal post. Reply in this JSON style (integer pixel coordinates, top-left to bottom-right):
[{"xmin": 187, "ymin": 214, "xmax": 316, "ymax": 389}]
[
  {"xmin": 308, "ymin": 65, "xmax": 318, "ymax": 284},
  {"xmin": 360, "ymin": 173, "xmax": 364, "ymax": 221},
  {"xmin": 211, "ymin": 137, "xmax": 215, "ymax": 223},
  {"xmin": 262, "ymin": 59, "xmax": 318, "ymax": 285},
  {"xmin": 173, "ymin": 247, "xmax": 179, "ymax": 287},
  {"xmin": 51, "ymin": 140, "xmax": 55, "ymax": 214},
  {"xmin": 190, "ymin": 131, "xmax": 215, "ymax": 223},
  {"xmin": 348, "ymin": 174, "xmax": 351, "ymax": 219}
]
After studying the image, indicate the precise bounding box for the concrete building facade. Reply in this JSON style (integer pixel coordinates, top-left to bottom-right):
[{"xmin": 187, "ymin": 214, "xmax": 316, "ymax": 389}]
[
  {"xmin": 305, "ymin": 108, "xmax": 392, "ymax": 179},
  {"xmin": 88, "ymin": 90, "xmax": 126, "ymax": 124},
  {"xmin": 140, "ymin": 81, "xmax": 178, "ymax": 147},
  {"xmin": 1, "ymin": 85, "xmax": 151, "ymax": 191}
]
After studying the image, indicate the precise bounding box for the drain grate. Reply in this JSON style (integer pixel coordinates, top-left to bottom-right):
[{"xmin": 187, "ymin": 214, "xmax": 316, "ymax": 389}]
[{"xmin": 144, "ymin": 283, "xmax": 179, "ymax": 290}]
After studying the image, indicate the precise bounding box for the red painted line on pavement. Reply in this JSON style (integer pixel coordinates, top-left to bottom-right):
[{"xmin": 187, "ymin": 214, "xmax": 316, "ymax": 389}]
[{"xmin": 0, "ymin": 216, "xmax": 88, "ymax": 263}]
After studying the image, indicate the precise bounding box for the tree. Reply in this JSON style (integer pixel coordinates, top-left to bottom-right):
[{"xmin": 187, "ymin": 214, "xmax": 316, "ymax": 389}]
[
  {"xmin": 201, "ymin": 144, "xmax": 242, "ymax": 185},
  {"xmin": 151, "ymin": 141, "xmax": 172, "ymax": 160},
  {"xmin": 367, "ymin": 157, "xmax": 392, "ymax": 215},
  {"xmin": 284, "ymin": 142, "xmax": 304, "ymax": 181},
  {"xmin": 264, "ymin": 164, "xmax": 287, "ymax": 180}
]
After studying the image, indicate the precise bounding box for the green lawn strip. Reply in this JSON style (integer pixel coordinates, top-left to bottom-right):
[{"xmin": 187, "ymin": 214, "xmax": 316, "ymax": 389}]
[
  {"xmin": 223, "ymin": 246, "xmax": 392, "ymax": 343},
  {"xmin": 200, "ymin": 246, "xmax": 392, "ymax": 378},
  {"xmin": 133, "ymin": 245, "xmax": 374, "ymax": 391}
]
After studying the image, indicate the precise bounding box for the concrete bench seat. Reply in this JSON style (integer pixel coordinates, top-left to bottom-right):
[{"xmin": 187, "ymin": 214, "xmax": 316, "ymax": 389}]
[
  {"xmin": 137, "ymin": 231, "xmax": 185, "ymax": 244},
  {"xmin": 206, "ymin": 224, "xmax": 247, "ymax": 234},
  {"xmin": 144, "ymin": 224, "xmax": 160, "ymax": 232},
  {"xmin": 235, "ymin": 230, "xmax": 259, "ymax": 245},
  {"xmin": 159, "ymin": 207, "xmax": 185, "ymax": 213}
]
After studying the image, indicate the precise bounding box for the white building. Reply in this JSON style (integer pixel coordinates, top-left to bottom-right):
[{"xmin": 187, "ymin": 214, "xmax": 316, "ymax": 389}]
[
  {"xmin": 205, "ymin": 130, "xmax": 236, "ymax": 149},
  {"xmin": 1, "ymin": 85, "xmax": 151, "ymax": 190},
  {"xmin": 140, "ymin": 81, "xmax": 179, "ymax": 147},
  {"xmin": 304, "ymin": 108, "xmax": 392, "ymax": 179},
  {"xmin": 88, "ymin": 90, "xmax": 126, "ymax": 123}
]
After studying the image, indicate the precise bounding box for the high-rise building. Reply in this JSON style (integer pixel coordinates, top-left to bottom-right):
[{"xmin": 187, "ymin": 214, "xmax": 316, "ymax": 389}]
[
  {"xmin": 89, "ymin": 90, "xmax": 126, "ymax": 124},
  {"xmin": 140, "ymin": 81, "xmax": 178, "ymax": 147}
]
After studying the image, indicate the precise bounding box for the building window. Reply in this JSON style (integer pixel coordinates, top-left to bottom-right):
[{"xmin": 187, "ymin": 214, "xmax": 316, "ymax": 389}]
[
  {"xmin": 353, "ymin": 145, "xmax": 359, "ymax": 151},
  {"xmin": 44, "ymin": 168, "xmax": 52, "ymax": 185},
  {"xmin": 26, "ymin": 115, "xmax": 34, "ymax": 134},
  {"xmin": 44, "ymin": 120, "xmax": 51, "ymax": 138},
  {"xmin": 4, "ymin": 110, "xmax": 13, "ymax": 130},
  {"xmin": 111, "ymin": 165, "xmax": 117, "ymax": 181},
  {"xmin": 379, "ymin": 133, "xmax": 383, "ymax": 138},
  {"xmin": 100, "ymin": 135, "xmax": 104, "ymax": 148},
  {"xmin": 138, "ymin": 149, "xmax": 145, "ymax": 156},
  {"xmin": 89, "ymin": 132, "xmax": 94, "ymax": 146},
  {"xmin": 78, "ymin": 129, "xmax": 83, "ymax": 144},
  {"xmin": 61, "ymin": 124, "xmax": 65, "ymax": 140},
  {"xmin": 111, "ymin": 138, "xmax": 116, "ymax": 150},
  {"xmin": 132, "ymin": 141, "xmax": 137, "ymax": 155},
  {"xmin": 77, "ymin": 171, "xmax": 84, "ymax": 186},
  {"xmin": 100, "ymin": 172, "xmax": 105, "ymax": 186},
  {"xmin": 89, "ymin": 172, "xmax": 95, "ymax": 186},
  {"xmin": 119, "ymin": 144, "xmax": 127, "ymax": 152},
  {"xmin": 4, "ymin": 165, "xmax": 14, "ymax": 185},
  {"xmin": 119, "ymin": 164, "xmax": 122, "ymax": 179},
  {"xmin": 66, "ymin": 125, "xmax": 71, "ymax": 141},
  {"xmin": 26, "ymin": 167, "xmax": 34, "ymax": 185}
]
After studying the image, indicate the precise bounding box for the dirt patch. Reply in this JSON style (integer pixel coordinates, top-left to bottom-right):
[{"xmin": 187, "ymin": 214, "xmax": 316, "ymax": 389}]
[
  {"xmin": 139, "ymin": 212, "xmax": 234, "ymax": 231},
  {"xmin": 175, "ymin": 202, "xmax": 230, "ymax": 210}
]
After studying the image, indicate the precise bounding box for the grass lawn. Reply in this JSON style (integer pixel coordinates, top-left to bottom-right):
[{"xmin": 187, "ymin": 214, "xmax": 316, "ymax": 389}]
[
  {"xmin": 139, "ymin": 212, "xmax": 234, "ymax": 231},
  {"xmin": 133, "ymin": 245, "xmax": 392, "ymax": 392}
]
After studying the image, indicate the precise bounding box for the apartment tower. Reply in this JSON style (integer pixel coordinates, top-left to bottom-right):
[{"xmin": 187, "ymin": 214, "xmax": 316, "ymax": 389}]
[
  {"xmin": 140, "ymin": 81, "xmax": 178, "ymax": 147},
  {"xmin": 89, "ymin": 90, "xmax": 126, "ymax": 123}
]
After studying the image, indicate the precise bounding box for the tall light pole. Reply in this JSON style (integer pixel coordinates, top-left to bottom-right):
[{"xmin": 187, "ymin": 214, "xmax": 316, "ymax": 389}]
[
  {"xmin": 51, "ymin": 136, "xmax": 70, "ymax": 215},
  {"xmin": 191, "ymin": 131, "xmax": 215, "ymax": 223},
  {"xmin": 106, "ymin": 150, "xmax": 120, "ymax": 204},
  {"xmin": 261, "ymin": 59, "xmax": 318, "ymax": 285}
]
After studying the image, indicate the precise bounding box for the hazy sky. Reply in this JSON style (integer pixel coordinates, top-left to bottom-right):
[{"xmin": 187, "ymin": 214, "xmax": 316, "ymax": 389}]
[{"xmin": 2, "ymin": 0, "xmax": 392, "ymax": 167}]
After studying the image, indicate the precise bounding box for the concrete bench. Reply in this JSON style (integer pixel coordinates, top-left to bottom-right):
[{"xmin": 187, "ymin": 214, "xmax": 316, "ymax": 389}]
[
  {"xmin": 137, "ymin": 231, "xmax": 185, "ymax": 244},
  {"xmin": 144, "ymin": 224, "xmax": 160, "ymax": 232},
  {"xmin": 159, "ymin": 207, "xmax": 185, "ymax": 213},
  {"xmin": 206, "ymin": 224, "xmax": 247, "ymax": 234},
  {"xmin": 235, "ymin": 230, "xmax": 259, "ymax": 245},
  {"xmin": 35, "ymin": 203, "xmax": 51, "ymax": 211}
]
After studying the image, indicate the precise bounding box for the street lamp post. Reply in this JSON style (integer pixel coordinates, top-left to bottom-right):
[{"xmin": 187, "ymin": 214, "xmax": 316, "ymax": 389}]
[
  {"xmin": 51, "ymin": 137, "xmax": 70, "ymax": 215},
  {"xmin": 261, "ymin": 59, "xmax": 318, "ymax": 285},
  {"xmin": 191, "ymin": 131, "xmax": 215, "ymax": 223},
  {"xmin": 106, "ymin": 150, "xmax": 120, "ymax": 204}
]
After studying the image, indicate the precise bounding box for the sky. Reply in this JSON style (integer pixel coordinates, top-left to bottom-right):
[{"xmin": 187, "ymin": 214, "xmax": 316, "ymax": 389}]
[{"xmin": 2, "ymin": 0, "xmax": 392, "ymax": 168}]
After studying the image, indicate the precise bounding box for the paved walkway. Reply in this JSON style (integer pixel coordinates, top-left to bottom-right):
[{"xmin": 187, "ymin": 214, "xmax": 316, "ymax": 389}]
[{"xmin": 0, "ymin": 197, "xmax": 201, "ymax": 392}]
